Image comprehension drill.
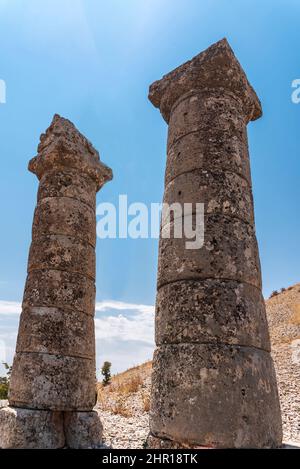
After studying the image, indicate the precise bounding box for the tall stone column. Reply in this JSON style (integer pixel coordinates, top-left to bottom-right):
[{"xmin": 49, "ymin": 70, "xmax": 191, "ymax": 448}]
[
  {"xmin": 0, "ymin": 115, "xmax": 112, "ymax": 448},
  {"xmin": 147, "ymin": 39, "xmax": 282, "ymax": 448}
]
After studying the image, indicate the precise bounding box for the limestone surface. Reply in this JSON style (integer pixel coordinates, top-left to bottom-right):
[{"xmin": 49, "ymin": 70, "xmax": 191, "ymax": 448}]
[
  {"xmin": 23, "ymin": 269, "xmax": 95, "ymax": 315},
  {"xmin": 4, "ymin": 114, "xmax": 112, "ymax": 447},
  {"xmin": 150, "ymin": 344, "xmax": 282, "ymax": 448},
  {"xmin": 16, "ymin": 307, "xmax": 95, "ymax": 358},
  {"xmin": 64, "ymin": 411, "xmax": 103, "ymax": 449},
  {"xmin": 148, "ymin": 38, "xmax": 282, "ymax": 448},
  {"xmin": 165, "ymin": 125, "xmax": 251, "ymax": 186},
  {"xmin": 9, "ymin": 352, "xmax": 96, "ymax": 411},
  {"xmin": 155, "ymin": 279, "xmax": 270, "ymax": 349},
  {"xmin": 162, "ymin": 168, "xmax": 254, "ymax": 225},
  {"xmin": 158, "ymin": 214, "xmax": 262, "ymax": 289},
  {"xmin": 28, "ymin": 234, "xmax": 95, "ymax": 279},
  {"xmin": 0, "ymin": 406, "xmax": 65, "ymax": 449}
]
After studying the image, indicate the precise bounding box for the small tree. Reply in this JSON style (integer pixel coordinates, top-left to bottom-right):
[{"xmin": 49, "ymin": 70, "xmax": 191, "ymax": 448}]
[
  {"xmin": 0, "ymin": 362, "xmax": 12, "ymax": 399},
  {"xmin": 101, "ymin": 361, "xmax": 112, "ymax": 386}
]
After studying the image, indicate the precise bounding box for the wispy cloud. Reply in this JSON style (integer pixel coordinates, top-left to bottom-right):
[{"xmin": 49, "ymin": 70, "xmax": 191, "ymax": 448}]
[
  {"xmin": 0, "ymin": 299, "xmax": 155, "ymax": 375},
  {"xmin": 0, "ymin": 300, "xmax": 21, "ymax": 315},
  {"xmin": 96, "ymin": 300, "xmax": 154, "ymax": 315},
  {"xmin": 95, "ymin": 304, "xmax": 154, "ymax": 345}
]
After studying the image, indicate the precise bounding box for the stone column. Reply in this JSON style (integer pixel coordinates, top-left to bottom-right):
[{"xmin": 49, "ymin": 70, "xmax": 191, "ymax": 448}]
[
  {"xmin": 147, "ymin": 39, "xmax": 282, "ymax": 448},
  {"xmin": 0, "ymin": 115, "xmax": 112, "ymax": 448}
]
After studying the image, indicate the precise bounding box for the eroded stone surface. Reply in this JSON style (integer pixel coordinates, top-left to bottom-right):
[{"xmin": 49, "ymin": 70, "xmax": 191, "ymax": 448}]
[
  {"xmin": 149, "ymin": 38, "xmax": 262, "ymax": 123},
  {"xmin": 16, "ymin": 307, "xmax": 95, "ymax": 359},
  {"xmin": 149, "ymin": 38, "xmax": 281, "ymax": 448},
  {"xmin": 32, "ymin": 197, "xmax": 96, "ymax": 247},
  {"xmin": 158, "ymin": 214, "xmax": 261, "ymax": 289},
  {"xmin": 0, "ymin": 406, "xmax": 64, "ymax": 449},
  {"xmin": 167, "ymin": 90, "xmax": 245, "ymax": 149},
  {"xmin": 166, "ymin": 126, "xmax": 251, "ymax": 185},
  {"xmin": 156, "ymin": 279, "xmax": 270, "ymax": 350},
  {"xmin": 5, "ymin": 115, "xmax": 110, "ymax": 446},
  {"xmin": 28, "ymin": 234, "xmax": 95, "ymax": 279},
  {"xmin": 162, "ymin": 168, "xmax": 254, "ymax": 226},
  {"xmin": 38, "ymin": 169, "xmax": 97, "ymax": 210},
  {"xmin": 64, "ymin": 410, "xmax": 103, "ymax": 449},
  {"xmin": 9, "ymin": 352, "xmax": 96, "ymax": 411},
  {"xmin": 23, "ymin": 269, "xmax": 95, "ymax": 315},
  {"xmin": 150, "ymin": 344, "xmax": 282, "ymax": 448},
  {"xmin": 29, "ymin": 114, "xmax": 112, "ymax": 190}
]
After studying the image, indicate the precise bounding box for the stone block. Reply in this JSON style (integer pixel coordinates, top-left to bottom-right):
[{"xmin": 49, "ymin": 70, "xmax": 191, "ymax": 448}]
[
  {"xmin": 167, "ymin": 90, "xmax": 245, "ymax": 149},
  {"xmin": 9, "ymin": 352, "xmax": 96, "ymax": 411},
  {"xmin": 38, "ymin": 169, "xmax": 97, "ymax": 210},
  {"xmin": 150, "ymin": 343, "xmax": 282, "ymax": 448},
  {"xmin": 155, "ymin": 279, "xmax": 270, "ymax": 350},
  {"xmin": 162, "ymin": 168, "xmax": 253, "ymax": 226},
  {"xmin": 16, "ymin": 306, "xmax": 95, "ymax": 359},
  {"xmin": 64, "ymin": 410, "xmax": 103, "ymax": 449},
  {"xmin": 32, "ymin": 197, "xmax": 96, "ymax": 247},
  {"xmin": 23, "ymin": 269, "xmax": 95, "ymax": 316},
  {"xmin": 157, "ymin": 214, "xmax": 261, "ymax": 289},
  {"xmin": 148, "ymin": 38, "xmax": 262, "ymax": 124},
  {"xmin": 28, "ymin": 234, "xmax": 95, "ymax": 279},
  {"xmin": 165, "ymin": 126, "xmax": 251, "ymax": 185},
  {"xmin": 0, "ymin": 406, "xmax": 64, "ymax": 449}
]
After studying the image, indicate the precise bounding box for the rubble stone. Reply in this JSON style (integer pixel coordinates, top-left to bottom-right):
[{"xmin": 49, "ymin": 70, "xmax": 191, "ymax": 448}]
[{"xmin": 0, "ymin": 406, "xmax": 65, "ymax": 449}]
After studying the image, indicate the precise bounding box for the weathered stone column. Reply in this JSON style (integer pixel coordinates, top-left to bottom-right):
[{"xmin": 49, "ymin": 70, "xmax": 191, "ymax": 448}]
[
  {"xmin": 147, "ymin": 39, "xmax": 282, "ymax": 448},
  {"xmin": 0, "ymin": 115, "xmax": 112, "ymax": 448}
]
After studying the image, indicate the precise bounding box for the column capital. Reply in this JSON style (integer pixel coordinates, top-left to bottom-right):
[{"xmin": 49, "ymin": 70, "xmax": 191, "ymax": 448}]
[
  {"xmin": 149, "ymin": 38, "xmax": 262, "ymax": 124},
  {"xmin": 28, "ymin": 114, "xmax": 112, "ymax": 191}
]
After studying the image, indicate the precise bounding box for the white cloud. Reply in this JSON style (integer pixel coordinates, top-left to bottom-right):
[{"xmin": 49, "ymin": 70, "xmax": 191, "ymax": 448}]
[
  {"xmin": 95, "ymin": 303, "xmax": 154, "ymax": 345},
  {"xmin": 96, "ymin": 300, "xmax": 154, "ymax": 315},
  {"xmin": 0, "ymin": 299, "xmax": 154, "ymax": 317},
  {"xmin": 0, "ymin": 300, "xmax": 21, "ymax": 315},
  {"xmin": 0, "ymin": 299, "xmax": 155, "ymax": 375},
  {"xmin": 95, "ymin": 300, "xmax": 155, "ymax": 374}
]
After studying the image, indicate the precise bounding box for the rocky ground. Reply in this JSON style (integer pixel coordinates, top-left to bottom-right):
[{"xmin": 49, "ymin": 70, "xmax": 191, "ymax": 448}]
[
  {"xmin": 97, "ymin": 285, "xmax": 300, "ymax": 448},
  {"xmin": 266, "ymin": 283, "xmax": 300, "ymax": 445},
  {"xmin": 96, "ymin": 361, "xmax": 151, "ymax": 448},
  {"xmin": 100, "ymin": 411, "xmax": 149, "ymax": 449}
]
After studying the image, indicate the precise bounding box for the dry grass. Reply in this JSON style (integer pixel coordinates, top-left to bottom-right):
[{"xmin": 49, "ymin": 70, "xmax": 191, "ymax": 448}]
[
  {"xmin": 291, "ymin": 304, "xmax": 300, "ymax": 325},
  {"xmin": 141, "ymin": 391, "xmax": 150, "ymax": 412},
  {"xmin": 111, "ymin": 397, "xmax": 132, "ymax": 417},
  {"xmin": 110, "ymin": 361, "xmax": 152, "ymax": 382},
  {"xmin": 96, "ymin": 361, "xmax": 152, "ymax": 417},
  {"xmin": 112, "ymin": 374, "xmax": 143, "ymax": 395}
]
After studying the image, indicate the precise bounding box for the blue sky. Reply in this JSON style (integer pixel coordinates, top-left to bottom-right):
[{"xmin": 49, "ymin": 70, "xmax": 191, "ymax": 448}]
[{"xmin": 0, "ymin": 0, "xmax": 299, "ymax": 375}]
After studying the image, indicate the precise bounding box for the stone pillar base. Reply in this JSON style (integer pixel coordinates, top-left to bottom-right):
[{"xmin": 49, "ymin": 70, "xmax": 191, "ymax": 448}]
[
  {"xmin": 0, "ymin": 407, "xmax": 104, "ymax": 449},
  {"xmin": 0, "ymin": 406, "xmax": 65, "ymax": 449},
  {"xmin": 150, "ymin": 344, "xmax": 282, "ymax": 449},
  {"xmin": 64, "ymin": 410, "xmax": 103, "ymax": 449}
]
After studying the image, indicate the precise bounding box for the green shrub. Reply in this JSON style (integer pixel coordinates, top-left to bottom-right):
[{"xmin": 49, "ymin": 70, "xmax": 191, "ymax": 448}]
[
  {"xmin": 101, "ymin": 361, "xmax": 112, "ymax": 386},
  {"xmin": 0, "ymin": 363, "xmax": 12, "ymax": 399}
]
